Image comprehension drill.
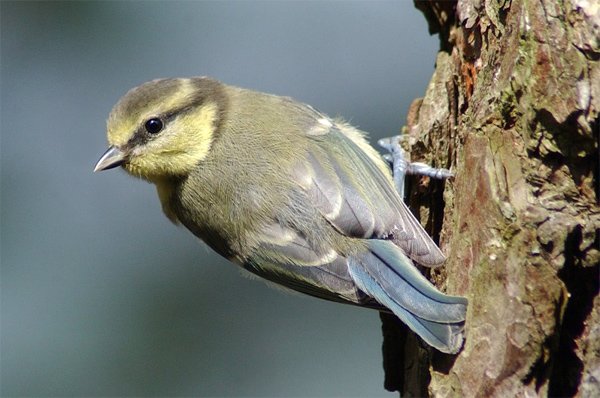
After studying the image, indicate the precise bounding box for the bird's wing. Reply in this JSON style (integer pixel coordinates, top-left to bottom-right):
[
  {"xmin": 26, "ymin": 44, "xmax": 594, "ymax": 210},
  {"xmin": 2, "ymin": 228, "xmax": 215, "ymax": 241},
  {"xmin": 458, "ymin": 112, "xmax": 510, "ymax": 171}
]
[
  {"xmin": 292, "ymin": 118, "xmax": 446, "ymax": 267},
  {"xmin": 243, "ymin": 222, "xmax": 383, "ymax": 310},
  {"xmin": 240, "ymin": 106, "xmax": 465, "ymax": 353},
  {"xmin": 243, "ymin": 218, "xmax": 466, "ymax": 354}
]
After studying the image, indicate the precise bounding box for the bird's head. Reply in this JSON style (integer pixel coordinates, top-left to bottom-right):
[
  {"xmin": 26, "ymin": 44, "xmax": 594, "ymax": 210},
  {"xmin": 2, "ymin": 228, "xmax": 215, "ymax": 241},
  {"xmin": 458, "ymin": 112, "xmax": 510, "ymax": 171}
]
[{"xmin": 94, "ymin": 77, "xmax": 226, "ymax": 182}]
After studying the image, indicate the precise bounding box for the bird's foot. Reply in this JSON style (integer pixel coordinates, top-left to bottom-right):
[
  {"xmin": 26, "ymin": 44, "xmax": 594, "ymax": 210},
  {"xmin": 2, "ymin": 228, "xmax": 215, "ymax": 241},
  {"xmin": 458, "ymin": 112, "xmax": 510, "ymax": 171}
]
[{"xmin": 378, "ymin": 136, "xmax": 453, "ymax": 198}]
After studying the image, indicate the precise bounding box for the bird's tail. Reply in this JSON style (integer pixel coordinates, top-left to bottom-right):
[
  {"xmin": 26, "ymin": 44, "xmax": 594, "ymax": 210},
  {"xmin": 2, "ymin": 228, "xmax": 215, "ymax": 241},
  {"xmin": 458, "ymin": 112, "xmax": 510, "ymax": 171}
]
[{"xmin": 348, "ymin": 239, "xmax": 467, "ymax": 354}]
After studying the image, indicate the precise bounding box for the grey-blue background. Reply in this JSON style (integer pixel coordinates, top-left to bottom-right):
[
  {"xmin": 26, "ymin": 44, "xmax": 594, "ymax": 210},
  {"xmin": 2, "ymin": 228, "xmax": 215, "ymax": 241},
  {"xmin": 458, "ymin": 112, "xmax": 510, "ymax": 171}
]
[{"xmin": 1, "ymin": 1, "xmax": 437, "ymax": 396}]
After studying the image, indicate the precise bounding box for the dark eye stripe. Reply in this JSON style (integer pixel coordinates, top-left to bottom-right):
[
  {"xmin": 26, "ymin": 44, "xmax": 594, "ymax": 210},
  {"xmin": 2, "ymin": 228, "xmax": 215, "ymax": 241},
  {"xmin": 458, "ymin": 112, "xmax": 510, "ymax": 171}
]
[
  {"xmin": 125, "ymin": 78, "xmax": 228, "ymax": 148},
  {"xmin": 127, "ymin": 112, "xmax": 178, "ymax": 147}
]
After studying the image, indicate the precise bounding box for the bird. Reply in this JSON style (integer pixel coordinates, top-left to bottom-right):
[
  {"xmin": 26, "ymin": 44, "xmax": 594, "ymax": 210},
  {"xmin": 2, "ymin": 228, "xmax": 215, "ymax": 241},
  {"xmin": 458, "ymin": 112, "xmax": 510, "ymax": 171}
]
[{"xmin": 94, "ymin": 77, "xmax": 467, "ymax": 353}]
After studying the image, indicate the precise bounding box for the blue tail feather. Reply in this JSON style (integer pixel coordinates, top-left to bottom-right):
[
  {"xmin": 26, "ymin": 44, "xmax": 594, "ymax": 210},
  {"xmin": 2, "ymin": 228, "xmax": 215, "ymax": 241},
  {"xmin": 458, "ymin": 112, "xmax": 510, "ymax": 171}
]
[{"xmin": 348, "ymin": 240, "xmax": 467, "ymax": 354}]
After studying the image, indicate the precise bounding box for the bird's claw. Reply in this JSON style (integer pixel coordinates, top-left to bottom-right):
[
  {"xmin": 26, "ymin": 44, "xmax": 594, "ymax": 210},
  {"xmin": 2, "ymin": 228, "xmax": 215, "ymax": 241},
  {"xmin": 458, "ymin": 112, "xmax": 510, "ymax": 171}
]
[{"xmin": 378, "ymin": 135, "xmax": 453, "ymax": 199}]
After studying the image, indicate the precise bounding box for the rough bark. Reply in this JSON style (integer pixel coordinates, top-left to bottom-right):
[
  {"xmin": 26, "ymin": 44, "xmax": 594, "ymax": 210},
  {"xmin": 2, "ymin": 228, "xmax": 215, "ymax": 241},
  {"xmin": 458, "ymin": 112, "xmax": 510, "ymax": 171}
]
[{"xmin": 382, "ymin": 1, "xmax": 599, "ymax": 396}]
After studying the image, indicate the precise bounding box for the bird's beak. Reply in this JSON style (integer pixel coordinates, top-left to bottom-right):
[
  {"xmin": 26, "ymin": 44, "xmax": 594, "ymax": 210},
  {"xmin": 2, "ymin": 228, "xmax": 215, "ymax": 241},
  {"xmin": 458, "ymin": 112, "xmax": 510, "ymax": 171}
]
[{"xmin": 94, "ymin": 146, "xmax": 126, "ymax": 172}]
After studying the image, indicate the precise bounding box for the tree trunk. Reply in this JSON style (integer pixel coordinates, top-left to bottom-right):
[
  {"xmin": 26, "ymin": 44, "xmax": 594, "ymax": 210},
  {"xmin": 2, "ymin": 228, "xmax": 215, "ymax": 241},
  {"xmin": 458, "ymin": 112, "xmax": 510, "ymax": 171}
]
[{"xmin": 382, "ymin": 1, "xmax": 600, "ymax": 396}]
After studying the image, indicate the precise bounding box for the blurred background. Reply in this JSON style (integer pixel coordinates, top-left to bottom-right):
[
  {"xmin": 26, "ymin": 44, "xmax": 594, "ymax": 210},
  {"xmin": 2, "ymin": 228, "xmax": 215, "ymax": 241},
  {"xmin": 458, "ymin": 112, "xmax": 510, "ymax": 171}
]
[{"xmin": 1, "ymin": 1, "xmax": 437, "ymax": 396}]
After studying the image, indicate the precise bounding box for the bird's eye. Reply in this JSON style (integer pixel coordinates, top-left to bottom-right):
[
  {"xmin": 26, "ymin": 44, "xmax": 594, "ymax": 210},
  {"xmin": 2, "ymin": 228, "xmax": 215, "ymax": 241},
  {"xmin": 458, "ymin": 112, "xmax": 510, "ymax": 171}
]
[{"xmin": 144, "ymin": 118, "xmax": 164, "ymax": 134}]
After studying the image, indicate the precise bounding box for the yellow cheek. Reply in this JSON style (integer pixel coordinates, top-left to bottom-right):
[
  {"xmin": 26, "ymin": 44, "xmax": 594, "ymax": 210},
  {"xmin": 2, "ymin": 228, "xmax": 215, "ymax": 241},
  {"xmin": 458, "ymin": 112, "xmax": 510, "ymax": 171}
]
[
  {"xmin": 125, "ymin": 102, "xmax": 218, "ymax": 181},
  {"xmin": 162, "ymin": 102, "xmax": 217, "ymax": 170}
]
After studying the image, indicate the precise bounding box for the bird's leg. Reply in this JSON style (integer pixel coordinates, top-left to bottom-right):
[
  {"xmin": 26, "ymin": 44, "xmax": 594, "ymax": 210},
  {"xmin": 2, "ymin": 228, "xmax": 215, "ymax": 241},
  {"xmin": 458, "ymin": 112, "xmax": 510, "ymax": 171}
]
[
  {"xmin": 378, "ymin": 136, "xmax": 453, "ymax": 199},
  {"xmin": 378, "ymin": 137, "xmax": 410, "ymax": 198}
]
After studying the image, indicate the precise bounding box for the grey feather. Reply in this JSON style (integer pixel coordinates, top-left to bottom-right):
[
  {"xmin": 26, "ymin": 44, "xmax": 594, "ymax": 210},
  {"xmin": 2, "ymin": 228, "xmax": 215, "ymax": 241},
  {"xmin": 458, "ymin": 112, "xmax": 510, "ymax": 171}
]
[
  {"xmin": 296, "ymin": 122, "xmax": 446, "ymax": 267},
  {"xmin": 245, "ymin": 223, "xmax": 381, "ymax": 308}
]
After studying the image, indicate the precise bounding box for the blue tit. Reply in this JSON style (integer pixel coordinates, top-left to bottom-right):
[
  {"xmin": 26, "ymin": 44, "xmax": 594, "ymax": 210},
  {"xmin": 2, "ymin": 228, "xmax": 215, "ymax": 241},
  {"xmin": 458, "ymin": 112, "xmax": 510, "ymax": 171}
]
[{"xmin": 95, "ymin": 77, "xmax": 467, "ymax": 353}]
